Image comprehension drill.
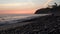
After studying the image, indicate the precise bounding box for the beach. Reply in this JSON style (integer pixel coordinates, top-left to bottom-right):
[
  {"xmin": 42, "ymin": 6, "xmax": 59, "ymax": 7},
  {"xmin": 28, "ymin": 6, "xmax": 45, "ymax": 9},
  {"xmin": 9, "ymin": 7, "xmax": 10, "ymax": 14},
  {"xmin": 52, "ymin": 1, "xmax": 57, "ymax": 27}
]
[{"xmin": 0, "ymin": 14, "xmax": 60, "ymax": 34}]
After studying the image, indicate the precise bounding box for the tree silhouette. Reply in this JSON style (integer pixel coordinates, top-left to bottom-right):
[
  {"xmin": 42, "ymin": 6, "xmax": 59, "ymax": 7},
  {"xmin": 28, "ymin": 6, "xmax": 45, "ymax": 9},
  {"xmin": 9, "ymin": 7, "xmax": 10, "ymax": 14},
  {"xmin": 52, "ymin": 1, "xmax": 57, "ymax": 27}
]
[{"xmin": 35, "ymin": 3, "xmax": 60, "ymax": 15}]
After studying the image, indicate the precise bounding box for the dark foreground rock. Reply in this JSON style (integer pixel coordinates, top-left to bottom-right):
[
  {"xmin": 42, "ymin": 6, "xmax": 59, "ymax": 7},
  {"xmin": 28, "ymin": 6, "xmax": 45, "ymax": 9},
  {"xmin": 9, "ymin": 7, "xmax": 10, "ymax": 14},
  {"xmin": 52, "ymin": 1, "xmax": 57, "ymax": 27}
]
[{"xmin": 0, "ymin": 15, "xmax": 60, "ymax": 34}]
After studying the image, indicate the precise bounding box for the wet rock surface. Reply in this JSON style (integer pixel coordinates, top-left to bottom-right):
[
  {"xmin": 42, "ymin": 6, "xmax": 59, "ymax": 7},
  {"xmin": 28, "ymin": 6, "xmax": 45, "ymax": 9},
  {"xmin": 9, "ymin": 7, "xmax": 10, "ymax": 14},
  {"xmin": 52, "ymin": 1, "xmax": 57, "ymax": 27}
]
[{"xmin": 0, "ymin": 15, "xmax": 60, "ymax": 34}]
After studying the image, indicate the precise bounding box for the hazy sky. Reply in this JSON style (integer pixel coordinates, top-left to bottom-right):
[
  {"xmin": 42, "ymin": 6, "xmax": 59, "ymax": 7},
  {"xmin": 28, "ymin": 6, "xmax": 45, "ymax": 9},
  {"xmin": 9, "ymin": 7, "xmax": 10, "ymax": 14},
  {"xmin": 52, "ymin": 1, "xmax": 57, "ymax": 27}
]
[{"xmin": 0, "ymin": 0, "xmax": 60, "ymax": 14}]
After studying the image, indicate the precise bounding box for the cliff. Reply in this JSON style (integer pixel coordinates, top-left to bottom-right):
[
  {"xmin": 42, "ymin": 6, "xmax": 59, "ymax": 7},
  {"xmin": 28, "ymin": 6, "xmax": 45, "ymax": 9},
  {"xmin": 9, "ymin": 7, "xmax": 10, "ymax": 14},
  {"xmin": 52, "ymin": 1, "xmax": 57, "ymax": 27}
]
[{"xmin": 35, "ymin": 3, "xmax": 60, "ymax": 16}]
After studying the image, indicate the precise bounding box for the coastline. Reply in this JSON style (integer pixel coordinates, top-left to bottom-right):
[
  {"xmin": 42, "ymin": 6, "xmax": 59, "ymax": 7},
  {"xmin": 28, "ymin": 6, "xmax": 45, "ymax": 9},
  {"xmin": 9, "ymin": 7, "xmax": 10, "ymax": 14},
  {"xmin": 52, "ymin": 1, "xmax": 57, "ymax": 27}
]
[{"xmin": 0, "ymin": 14, "xmax": 60, "ymax": 34}]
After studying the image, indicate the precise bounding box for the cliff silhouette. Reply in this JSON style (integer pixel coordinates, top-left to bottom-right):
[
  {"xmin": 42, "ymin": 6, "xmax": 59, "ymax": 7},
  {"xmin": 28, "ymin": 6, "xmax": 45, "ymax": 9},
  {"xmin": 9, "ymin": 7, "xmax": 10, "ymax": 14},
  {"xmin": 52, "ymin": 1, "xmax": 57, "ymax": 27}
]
[{"xmin": 35, "ymin": 3, "xmax": 60, "ymax": 15}]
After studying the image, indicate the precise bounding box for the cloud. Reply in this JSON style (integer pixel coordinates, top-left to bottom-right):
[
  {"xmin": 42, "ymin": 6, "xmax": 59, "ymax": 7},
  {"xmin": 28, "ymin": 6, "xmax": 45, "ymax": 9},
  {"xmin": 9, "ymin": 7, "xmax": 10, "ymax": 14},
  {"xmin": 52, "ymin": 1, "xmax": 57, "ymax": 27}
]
[
  {"xmin": 0, "ymin": 2, "xmax": 37, "ymax": 10},
  {"xmin": 43, "ymin": 0, "xmax": 53, "ymax": 7},
  {"xmin": 0, "ymin": 0, "xmax": 53, "ymax": 10}
]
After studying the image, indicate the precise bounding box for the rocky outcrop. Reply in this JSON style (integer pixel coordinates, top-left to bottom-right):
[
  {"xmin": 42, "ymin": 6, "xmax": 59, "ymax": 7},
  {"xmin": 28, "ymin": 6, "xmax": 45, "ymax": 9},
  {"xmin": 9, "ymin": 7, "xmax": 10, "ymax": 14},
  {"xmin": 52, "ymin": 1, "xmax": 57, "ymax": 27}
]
[{"xmin": 35, "ymin": 3, "xmax": 60, "ymax": 15}]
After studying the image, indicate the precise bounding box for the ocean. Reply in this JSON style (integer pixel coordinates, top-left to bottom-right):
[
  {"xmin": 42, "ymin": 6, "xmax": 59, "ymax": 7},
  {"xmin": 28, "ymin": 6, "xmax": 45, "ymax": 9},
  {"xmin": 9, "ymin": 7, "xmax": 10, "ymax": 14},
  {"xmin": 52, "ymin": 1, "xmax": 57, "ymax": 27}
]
[{"xmin": 0, "ymin": 14, "xmax": 50, "ymax": 26}]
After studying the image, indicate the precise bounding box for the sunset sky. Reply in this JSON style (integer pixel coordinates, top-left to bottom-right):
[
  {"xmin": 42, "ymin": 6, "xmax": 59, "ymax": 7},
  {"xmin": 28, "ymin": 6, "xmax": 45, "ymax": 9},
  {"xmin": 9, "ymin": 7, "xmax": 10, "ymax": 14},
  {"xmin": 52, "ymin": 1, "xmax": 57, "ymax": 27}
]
[{"xmin": 0, "ymin": 0, "xmax": 60, "ymax": 14}]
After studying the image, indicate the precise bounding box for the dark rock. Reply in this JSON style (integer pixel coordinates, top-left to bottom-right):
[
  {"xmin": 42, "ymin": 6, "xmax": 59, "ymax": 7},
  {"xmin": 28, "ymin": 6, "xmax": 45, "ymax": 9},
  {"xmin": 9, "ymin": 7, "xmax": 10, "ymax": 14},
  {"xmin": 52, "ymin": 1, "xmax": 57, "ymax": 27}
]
[{"xmin": 0, "ymin": 15, "xmax": 60, "ymax": 34}]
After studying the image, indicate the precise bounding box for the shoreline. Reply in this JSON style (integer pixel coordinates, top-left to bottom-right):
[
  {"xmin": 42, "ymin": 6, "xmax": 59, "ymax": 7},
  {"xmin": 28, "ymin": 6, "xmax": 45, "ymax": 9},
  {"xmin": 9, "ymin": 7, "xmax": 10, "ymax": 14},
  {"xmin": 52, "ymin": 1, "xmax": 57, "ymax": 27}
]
[{"xmin": 0, "ymin": 14, "xmax": 50, "ymax": 30}]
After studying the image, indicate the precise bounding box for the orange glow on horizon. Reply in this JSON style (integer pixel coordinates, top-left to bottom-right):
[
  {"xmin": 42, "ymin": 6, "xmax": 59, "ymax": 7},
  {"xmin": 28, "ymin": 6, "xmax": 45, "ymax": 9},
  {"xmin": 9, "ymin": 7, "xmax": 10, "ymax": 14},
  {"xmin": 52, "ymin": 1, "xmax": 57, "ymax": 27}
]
[{"xmin": 0, "ymin": 10, "xmax": 36, "ymax": 14}]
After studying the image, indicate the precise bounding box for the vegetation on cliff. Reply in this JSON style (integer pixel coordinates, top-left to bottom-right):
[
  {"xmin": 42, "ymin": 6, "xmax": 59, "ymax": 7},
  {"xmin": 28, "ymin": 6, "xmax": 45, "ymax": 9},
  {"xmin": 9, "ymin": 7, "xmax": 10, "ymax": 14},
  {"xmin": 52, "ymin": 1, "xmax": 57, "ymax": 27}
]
[{"xmin": 35, "ymin": 3, "xmax": 60, "ymax": 15}]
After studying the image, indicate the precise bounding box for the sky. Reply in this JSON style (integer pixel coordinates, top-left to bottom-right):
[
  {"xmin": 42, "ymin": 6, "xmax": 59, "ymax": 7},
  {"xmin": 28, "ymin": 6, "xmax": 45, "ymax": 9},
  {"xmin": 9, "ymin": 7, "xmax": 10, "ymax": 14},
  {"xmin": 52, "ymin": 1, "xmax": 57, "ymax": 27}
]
[{"xmin": 0, "ymin": 0, "xmax": 60, "ymax": 14}]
